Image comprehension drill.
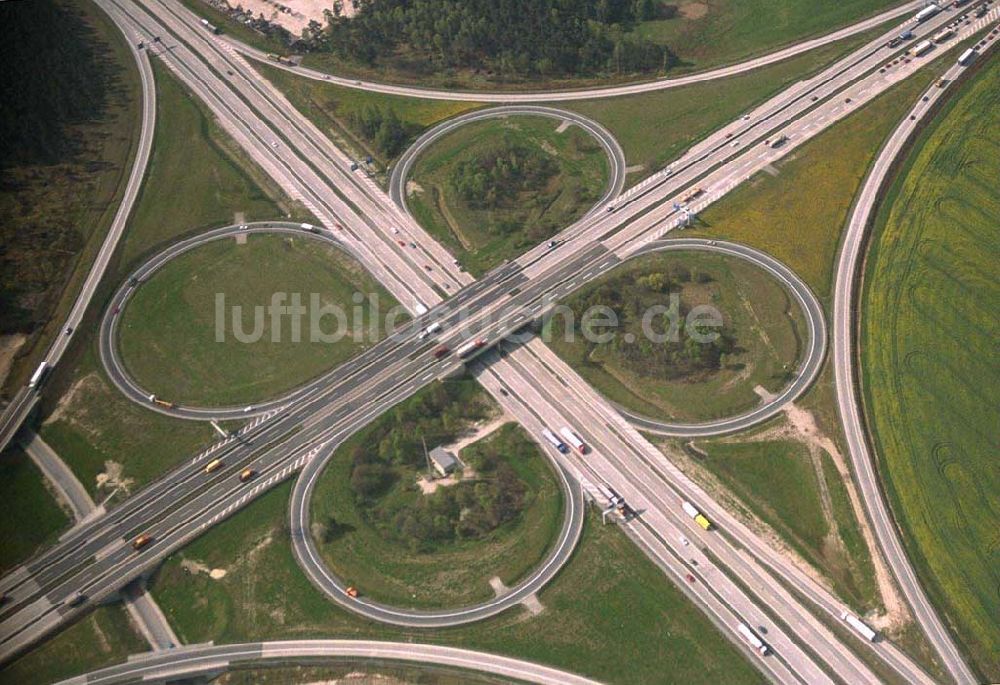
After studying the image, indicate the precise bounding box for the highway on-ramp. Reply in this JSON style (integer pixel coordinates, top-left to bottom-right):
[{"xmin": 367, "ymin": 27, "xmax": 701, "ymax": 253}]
[
  {"xmin": 3, "ymin": 1, "xmax": 994, "ymax": 683},
  {"xmin": 832, "ymin": 50, "xmax": 992, "ymax": 685},
  {"xmin": 56, "ymin": 640, "xmax": 602, "ymax": 685},
  {"xmin": 0, "ymin": 22, "xmax": 157, "ymax": 456},
  {"xmin": 228, "ymin": 1, "xmax": 924, "ymax": 102},
  {"xmin": 388, "ymin": 105, "xmax": 627, "ymax": 215}
]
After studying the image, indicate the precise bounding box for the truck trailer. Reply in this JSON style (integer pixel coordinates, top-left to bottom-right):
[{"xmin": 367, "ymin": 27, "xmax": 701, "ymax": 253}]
[
  {"xmin": 682, "ymin": 500, "xmax": 713, "ymax": 530},
  {"xmin": 28, "ymin": 362, "xmax": 49, "ymax": 389},
  {"xmin": 541, "ymin": 428, "xmax": 569, "ymax": 454},
  {"xmin": 912, "ymin": 39, "xmax": 935, "ymax": 56},
  {"xmin": 456, "ymin": 338, "xmax": 487, "ymax": 359},
  {"xmin": 913, "ymin": 5, "xmax": 941, "ymax": 23},
  {"xmin": 737, "ymin": 623, "xmax": 770, "ymax": 655},
  {"xmin": 559, "ymin": 427, "xmax": 588, "ymax": 454},
  {"xmin": 841, "ymin": 612, "xmax": 878, "ymax": 642},
  {"xmin": 933, "ymin": 28, "xmax": 954, "ymax": 43}
]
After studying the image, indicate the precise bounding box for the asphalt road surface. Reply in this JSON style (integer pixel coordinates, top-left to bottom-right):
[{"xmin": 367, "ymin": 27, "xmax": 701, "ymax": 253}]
[
  {"xmin": 3, "ymin": 1, "xmax": 993, "ymax": 682},
  {"xmin": 387, "ymin": 105, "xmax": 627, "ymax": 216},
  {"xmin": 831, "ymin": 48, "xmax": 998, "ymax": 685},
  {"xmin": 0, "ymin": 26, "xmax": 157, "ymax": 455},
  {"xmin": 56, "ymin": 640, "xmax": 602, "ymax": 685},
  {"xmin": 227, "ymin": 1, "xmax": 925, "ymax": 102}
]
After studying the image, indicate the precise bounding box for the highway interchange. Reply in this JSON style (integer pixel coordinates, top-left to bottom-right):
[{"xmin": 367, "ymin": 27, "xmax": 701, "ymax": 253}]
[{"xmin": 1, "ymin": 0, "xmax": 996, "ymax": 683}]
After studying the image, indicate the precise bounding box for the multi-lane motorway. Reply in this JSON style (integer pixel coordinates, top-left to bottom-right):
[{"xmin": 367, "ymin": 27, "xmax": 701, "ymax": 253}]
[{"xmin": 3, "ymin": 0, "xmax": 995, "ymax": 682}]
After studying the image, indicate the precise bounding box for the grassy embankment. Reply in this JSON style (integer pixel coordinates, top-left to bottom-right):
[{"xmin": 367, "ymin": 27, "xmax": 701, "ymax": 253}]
[
  {"xmin": 860, "ymin": 57, "xmax": 1000, "ymax": 679},
  {"xmin": 311, "ymin": 381, "xmax": 563, "ymax": 608},
  {"xmin": 408, "ymin": 116, "xmax": 610, "ymax": 275},
  {"xmin": 687, "ymin": 431, "xmax": 877, "ymax": 609},
  {"xmin": 118, "ymin": 234, "xmax": 399, "ymax": 406},
  {"xmin": 0, "ymin": 448, "xmax": 70, "ymax": 574},
  {"xmin": 0, "ymin": 605, "xmax": 149, "ymax": 685},
  {"xmin": 256, "ymin": 63, "xmax": 481, "ymax": 169},
  {"xmin": 151, "ymin": 480, "xmax": 764, "ymax": 685},
  {"xmin": 564, "ymin": 21, "xmax": 896, "ymax": 182},
  {"xmin": 37, "ymin": 60, "xmax": 303, "ymax": 501},
  {"xmin": 0, "ymin": 0, "xmax": 140, "ymax": 395},
  {"xmin": 634, "ymin": 0, "xmax": 903, "ymax": 71},
  {"xmin": 546, "ymin": 251, "xmax": 805, "ymax": 422}
]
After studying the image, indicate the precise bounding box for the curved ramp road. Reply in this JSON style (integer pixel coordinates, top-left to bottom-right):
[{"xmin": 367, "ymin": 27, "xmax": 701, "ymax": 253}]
[
  {"xmin": 99, "ymin": 222, "xmax": 383, "ymax": 420},
  {"xmin": 289, "ymin": 435, "xmax": 585, "ymax": 627},
  {"xmin": 613, "ymin": 239, "xmax": 826, "ymax": 437},
  {"xmin": 388, "ymin": 105, "xmax": 627, "ymax": 216},
  {"xmin": 227, "ymin": 1, "xmax": 924, "ymax": 102},
  {"xmin": 0, "ymin": 23, "xmax": 157, "ymax": 454},
  {"xmin": 5, "ymin": 0, "xmax": 992, "ymax": 680},
  {"xmin": 56, "ymin": 640, "xmax": 602, "ymax": 685},
  {"xmin": 833, "ymin": 54, "xmax": 987, "ymax": 685}
]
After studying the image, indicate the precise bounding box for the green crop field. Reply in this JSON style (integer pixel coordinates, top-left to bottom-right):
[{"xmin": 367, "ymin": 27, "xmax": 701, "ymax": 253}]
[
  {"xmin": 547, "ymin": 251, "xmax": 805, "ymax": 422},
  {"xmin": 408, "ymin": 116, "xmax": 610, "ymax": 275},
  {"xmin": 0, "ymin": 606, "xmax": 147, "ymax": 685},
  {"xmin": 860, "ymin": 58, "xmax": 1000, "ymax": 679},
  {"xmin": 118, "ymin": 234, "xmax": 398, "ymax": 406},
  {"xmin": 151, "ymin": 480, "xmax": 763, "ymax": 685},
  {"xmin": 0, "ymin": 448, "xmax": 69, "ymax": 575}
]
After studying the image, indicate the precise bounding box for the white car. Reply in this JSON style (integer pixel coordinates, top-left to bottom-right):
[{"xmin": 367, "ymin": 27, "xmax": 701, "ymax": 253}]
[
  {"xmin": 679, "ymin": 535, "xmax": 690, "ymax": 546},
  {"xmin": 243, "ymin": 405, "xmax": 254, "ymax": 413}
]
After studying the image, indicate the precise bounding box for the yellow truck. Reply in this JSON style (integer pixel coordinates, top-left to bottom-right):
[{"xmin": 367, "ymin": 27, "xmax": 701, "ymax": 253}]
[{"xmin": 682, "ymin": 500, "xmax": 713, "ymax": 530}]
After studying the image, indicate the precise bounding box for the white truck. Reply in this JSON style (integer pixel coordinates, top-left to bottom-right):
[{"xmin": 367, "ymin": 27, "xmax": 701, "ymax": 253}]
[
  {"xmin": 932, "ymin": 28, "xmax": 954, "ymax": 43},
  {"xmin": 596, "ymin": 483, "xmax": 623, "ymax": 506},
  {"xmin": 418, "ymin": 322, "xmax": 442, "ymax": 339},
  {"xmin": 911, "ymin": 39, "xmax": 935, "ymax": 57},
  {"xmin": 456, "ymin": 338, "xmax": 486, "ymax": 359},
  {"xmin": 958, "ymin": 48, "xmax": 976, "ymax": 65},
  {"xmin": 841, "ymin": 612, "xmax": 878, "ymax": 642},
  {"xmin": 682, "ymin": 500, "xmax": 713, "ymax": 530},
  {"xmin": 28, "ymin": 362, "xmax": 49, "ymax": 389},
  {"xmin": 559, "ymin": 427, "xmax": 588, "ymax": 454},
  {"xmin": 737, "ymin": 623, "xmax": 769, "ymax": 655},
  {"xmin": 541, "ymin": 428, "xmax": 569, "ymax": 454},
  {"xmin": 913, "ymin": 5, "xmax": 940, "ymax": 23}
]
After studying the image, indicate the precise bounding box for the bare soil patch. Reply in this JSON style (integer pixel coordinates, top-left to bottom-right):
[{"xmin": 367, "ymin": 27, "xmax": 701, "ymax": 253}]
[{"xmin": 679, "ymin": 1, "xmax": 709, "ymax": 20}]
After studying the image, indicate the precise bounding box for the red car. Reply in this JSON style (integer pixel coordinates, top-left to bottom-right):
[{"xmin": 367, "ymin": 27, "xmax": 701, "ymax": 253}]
[{"xmin": 686, "ymin": 574, "xmax": 696, "ymax": 583}]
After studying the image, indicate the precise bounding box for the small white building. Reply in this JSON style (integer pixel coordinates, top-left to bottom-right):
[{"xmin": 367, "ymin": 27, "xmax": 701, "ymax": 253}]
[{"xmin": 429, "ymin": 447, "xmax": 458, "ymax": 477}]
